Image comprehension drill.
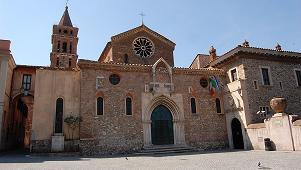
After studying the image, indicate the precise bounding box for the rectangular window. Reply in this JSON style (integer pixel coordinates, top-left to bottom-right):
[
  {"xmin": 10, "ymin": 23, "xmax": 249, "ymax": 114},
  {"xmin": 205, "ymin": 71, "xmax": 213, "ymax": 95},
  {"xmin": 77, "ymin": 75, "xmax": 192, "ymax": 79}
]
[
  {"xmin": 259, "ymin": 106, "xmax": 270, "ymax": 118},
  {"xmin": 253, "ymin": 80, "xmax": 258, "ymax": 90},
  {"xmin": 22, "ymin": 74, "xmax": 32, "ymax": 91},
  {"xmin": 295, "ymin": 70, "xmax": 301, "ymax": 86},
  {"xmin": 261, "ymin": 68, "xmax": 271, "ymax": 85},
  {"xmin": 97, "ymin": 97, "xmax": 104, "ymax": 115},
  {"xmin": 279, "ymin": 82, "xmax": 283, "ymax": 90},
  {"xmin": 191, "ymin": 98, "xmax": 196, "ymax": 114},
  {"xmin": 126, "ymin": 97, "xmax": 132, "ymax": 115},
  {"xmin": 230, "ymin": 68, "xmax": 238, "ymax": 82}
]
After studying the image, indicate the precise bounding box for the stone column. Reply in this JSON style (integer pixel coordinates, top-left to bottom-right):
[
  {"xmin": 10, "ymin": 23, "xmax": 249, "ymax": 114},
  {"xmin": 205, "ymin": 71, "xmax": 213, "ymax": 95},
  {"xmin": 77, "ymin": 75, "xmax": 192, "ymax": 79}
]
[
  {"xmin": 265, "ymin": 97, "xmax": 295, "ymax": 151},
  {"xmin": 142, "ymin": 121, "xmax": 152, "ymax": 147},
  {"xmin": 173, "ymin": 120, "xmax": 186, "ymax": 145}
]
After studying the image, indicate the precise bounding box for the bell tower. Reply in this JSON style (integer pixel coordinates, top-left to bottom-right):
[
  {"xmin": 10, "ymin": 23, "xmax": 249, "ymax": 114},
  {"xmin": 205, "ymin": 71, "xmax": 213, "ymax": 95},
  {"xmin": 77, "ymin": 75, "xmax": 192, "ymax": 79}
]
[{"xmin": 50, "ymin": 6, "xmax": 78, "ymax": 69}]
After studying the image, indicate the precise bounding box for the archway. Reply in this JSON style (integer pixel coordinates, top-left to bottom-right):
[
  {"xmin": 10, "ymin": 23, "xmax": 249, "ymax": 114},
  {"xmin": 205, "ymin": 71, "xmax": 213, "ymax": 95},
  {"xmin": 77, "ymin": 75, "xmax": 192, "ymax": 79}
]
[
  {"xmin": 231, "ymin": 118, "xmax": 244, "ymax": 149},
  {"xmin": 151, "ymin": 105, "xmax": 174, "ymax": 145}
]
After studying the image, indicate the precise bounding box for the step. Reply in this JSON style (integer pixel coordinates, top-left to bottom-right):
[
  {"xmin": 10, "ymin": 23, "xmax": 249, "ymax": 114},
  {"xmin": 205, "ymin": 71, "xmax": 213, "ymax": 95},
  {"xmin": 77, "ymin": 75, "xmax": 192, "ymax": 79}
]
[{"xmin": 136, "ymin": 145, "xmax": 197, "ymax": 155}]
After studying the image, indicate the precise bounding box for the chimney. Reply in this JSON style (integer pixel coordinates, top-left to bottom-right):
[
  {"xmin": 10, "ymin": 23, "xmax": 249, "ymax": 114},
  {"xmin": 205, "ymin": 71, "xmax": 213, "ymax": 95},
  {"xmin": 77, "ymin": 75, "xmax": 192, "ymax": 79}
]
[
  {"xmin": 275, "ymin": 43, "xmax": 282, "ymax": 51},
  {"xmin": 242, "ymin": 40, "xmax": 249, "ymax": 47},
  {"xmin": 0, "ymin": 40, "xmax": 11, "ymax": 54},
  {"xmin": 209, "ymin": 46, "xmax": 217, "ymax": 63}
]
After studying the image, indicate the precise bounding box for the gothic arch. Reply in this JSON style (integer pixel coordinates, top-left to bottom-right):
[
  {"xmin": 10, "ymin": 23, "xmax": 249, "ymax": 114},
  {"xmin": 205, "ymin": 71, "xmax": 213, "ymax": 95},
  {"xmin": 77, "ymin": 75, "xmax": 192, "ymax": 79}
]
[
  {"xmin": 152, "ymin": 58, "xmax": 173, "ymax": 83},
  {"xmin": 143, "ymin": 95, "xmax": 182, "ymax": 122},
  {"xmin": 142, "ymin": 95, "xmax": 186, "ymax": 146}
]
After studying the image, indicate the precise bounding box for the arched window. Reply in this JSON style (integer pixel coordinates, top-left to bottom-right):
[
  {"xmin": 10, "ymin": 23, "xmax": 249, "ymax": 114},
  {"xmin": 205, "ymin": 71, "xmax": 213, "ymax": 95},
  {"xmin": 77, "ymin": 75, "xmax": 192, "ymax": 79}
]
[
  {"xmin": 62, "ymin": 42, "xmax": 67, "ymax": 53},
  {"xmin": 216, "ymin": 98, "xmax": 221, "ymax": 113},
  {"xmin": 55, "ymin": 98, "xmax": 63, "ymax": 133},
  {"xmin": 126, "ymin": 97, "xmax": 132, "ymax": 115},
  {"xmin": 56, "ymin": 57, "xmax": 59, "ymax": 67},
  {"xmin": 97, "ymin": 97, "xmax": 104, "ymax": 115},
  {"xmin": 68, "ymin": 58, "xmax": 72, "ymax": 67},
  {"xmin": 124, "ymin": 54, "xmax": 129, "ymax": 64},
  {"xmin": 69, "ymin": 43, "xmax": 72, "ymax": 53},
  {"xmin": 57, "ymin": 41, "xmax": 60, "ymax": 52},
  {"xmin": 191, "ymin": 98, "xmax": 196, "ymax": 114}
]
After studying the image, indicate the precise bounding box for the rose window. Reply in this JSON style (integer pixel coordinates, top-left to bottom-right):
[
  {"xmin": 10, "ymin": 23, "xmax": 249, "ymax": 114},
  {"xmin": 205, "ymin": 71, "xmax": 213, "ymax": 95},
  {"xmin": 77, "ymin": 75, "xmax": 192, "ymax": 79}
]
[{"xmin": 132, "ymin": 37, "xmax": 154, "ymax": 58}]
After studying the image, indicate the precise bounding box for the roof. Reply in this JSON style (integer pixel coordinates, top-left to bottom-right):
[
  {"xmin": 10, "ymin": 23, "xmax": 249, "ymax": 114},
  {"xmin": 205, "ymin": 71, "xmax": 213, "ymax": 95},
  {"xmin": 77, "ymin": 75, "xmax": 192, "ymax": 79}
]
[
  {"xmin": 59, "ymin": 6, "xmax": 73, "ymax": 27},
  {"xmin": 111, "ymin": 24, "xmax": 176, "ymax": 47},
  {"xmin": 209, "ymin": 46, "xmax": 301, "ymax": 67},
  {"xmin": 189, "ymin": 54, "xmax": 210, "ymax": 68},
  {"xmin": 98, "ymin": 42, "xmax": 112, "ymax": 62}
]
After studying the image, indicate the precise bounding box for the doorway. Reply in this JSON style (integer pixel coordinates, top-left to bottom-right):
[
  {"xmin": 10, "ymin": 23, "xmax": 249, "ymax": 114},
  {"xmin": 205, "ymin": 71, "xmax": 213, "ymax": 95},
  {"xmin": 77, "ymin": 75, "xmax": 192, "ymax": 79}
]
[
  {"xmin": 231, "ymin": 118, "xmax": 244, "ymax": 149},
  {"xmin": 151, "ymin": 105, "xmax": 174, "ymax": 145}
]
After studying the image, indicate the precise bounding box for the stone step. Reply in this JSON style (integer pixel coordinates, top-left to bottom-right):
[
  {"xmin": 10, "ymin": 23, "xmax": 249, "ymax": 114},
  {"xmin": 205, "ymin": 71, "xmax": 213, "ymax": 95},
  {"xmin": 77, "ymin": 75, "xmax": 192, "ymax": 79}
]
[{"xmin": 136, "ymin": 145, "xmax": 197, "ymax": 155}]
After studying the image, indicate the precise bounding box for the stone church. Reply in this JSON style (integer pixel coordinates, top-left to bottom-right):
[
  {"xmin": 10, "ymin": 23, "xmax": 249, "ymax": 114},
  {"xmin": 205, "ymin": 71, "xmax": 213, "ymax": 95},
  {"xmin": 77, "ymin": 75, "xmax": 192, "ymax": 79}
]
[{"xmin": 0, "ymin": 6, "xmax": 301, "ymax": 155}]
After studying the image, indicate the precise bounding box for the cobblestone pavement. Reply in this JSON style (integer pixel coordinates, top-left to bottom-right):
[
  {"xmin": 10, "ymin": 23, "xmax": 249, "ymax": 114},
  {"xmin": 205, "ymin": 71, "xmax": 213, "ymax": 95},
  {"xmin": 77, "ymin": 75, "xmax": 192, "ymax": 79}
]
[{"xmin": 0, "ymin": 150, "xmax": 301, "ymax": 170}]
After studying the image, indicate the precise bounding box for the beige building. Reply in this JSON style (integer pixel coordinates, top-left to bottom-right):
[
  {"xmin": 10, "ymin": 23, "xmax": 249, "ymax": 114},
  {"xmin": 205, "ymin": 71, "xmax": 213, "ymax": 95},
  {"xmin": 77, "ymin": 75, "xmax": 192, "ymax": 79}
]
[
  {"xmin": 1, "ymin": 6, "xmax": 301, "ymax": 154},
  {"xmin": 0, "ymin": 40, "xmax": 16, "ymax": 150}
]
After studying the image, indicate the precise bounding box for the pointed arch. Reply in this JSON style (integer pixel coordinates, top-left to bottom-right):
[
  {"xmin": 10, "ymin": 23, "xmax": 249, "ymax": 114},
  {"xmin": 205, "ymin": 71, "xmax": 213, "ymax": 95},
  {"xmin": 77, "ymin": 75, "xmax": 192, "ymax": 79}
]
[{"xmin": 152, "ymin": 58, "xmax": 173, "ymax": 83}]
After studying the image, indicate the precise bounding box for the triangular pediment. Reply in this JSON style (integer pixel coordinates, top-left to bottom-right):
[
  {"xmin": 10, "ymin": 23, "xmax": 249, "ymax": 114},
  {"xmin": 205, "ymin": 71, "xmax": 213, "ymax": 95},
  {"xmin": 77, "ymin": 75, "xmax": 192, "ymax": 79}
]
[{"xmin": 111, "ymin": 24, "xmax": 176, "ymax": 48}]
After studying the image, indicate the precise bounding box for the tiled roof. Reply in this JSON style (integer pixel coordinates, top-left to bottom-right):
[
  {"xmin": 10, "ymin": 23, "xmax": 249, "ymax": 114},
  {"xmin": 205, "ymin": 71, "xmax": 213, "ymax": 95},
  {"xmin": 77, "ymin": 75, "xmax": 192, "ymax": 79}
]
[{"xmin": 59, "ymin": 7, "xmax": 73, "ymax": 27}]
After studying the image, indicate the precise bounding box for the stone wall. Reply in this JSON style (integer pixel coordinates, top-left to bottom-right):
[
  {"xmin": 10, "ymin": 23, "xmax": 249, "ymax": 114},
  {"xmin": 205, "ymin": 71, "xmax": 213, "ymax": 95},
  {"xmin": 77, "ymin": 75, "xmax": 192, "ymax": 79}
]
[
  {"xmin": 242, "ymin": 56, "xmax": 301, "ymax": 118},
  {"xmin": 111, "ymin": 29, "xmax": 175, "ymax": 66},
  {"xmin": 79, "ymin": 60, "xmax": 228, "ymax": 155}
]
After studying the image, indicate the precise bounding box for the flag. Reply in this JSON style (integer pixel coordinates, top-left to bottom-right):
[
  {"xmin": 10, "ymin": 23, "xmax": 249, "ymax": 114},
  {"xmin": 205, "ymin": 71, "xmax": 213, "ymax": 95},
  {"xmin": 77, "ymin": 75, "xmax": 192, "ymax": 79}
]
[{"xmin": 209, "ymin": 76, "xmax": 220, "ymax": 96}]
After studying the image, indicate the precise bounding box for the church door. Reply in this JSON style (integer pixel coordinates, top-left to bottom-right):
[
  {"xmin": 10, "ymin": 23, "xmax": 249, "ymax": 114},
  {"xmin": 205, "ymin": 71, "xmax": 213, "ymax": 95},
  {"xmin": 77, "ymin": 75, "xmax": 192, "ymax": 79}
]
[
  {"xmin": 231, "ymin": 118, "xmax": 244, "ymax": 149},
  {"xmin": 151, "ymin": 105, "xmax": 174, "ymax": 145}
]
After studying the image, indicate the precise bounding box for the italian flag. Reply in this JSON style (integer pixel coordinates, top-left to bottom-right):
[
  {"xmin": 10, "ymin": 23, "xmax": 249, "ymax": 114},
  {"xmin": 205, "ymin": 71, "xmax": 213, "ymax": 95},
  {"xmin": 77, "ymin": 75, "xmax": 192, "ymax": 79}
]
[{"xmin": 209, "ymin": 76, "xmax": 220, "ymax": 96}]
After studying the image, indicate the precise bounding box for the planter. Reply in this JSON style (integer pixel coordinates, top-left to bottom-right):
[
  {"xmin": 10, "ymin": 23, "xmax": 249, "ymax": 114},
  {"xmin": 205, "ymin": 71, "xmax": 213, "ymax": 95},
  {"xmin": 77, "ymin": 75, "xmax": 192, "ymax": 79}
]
[{"xmin": 270, "ymin": 97, "xmax": 287, "ymax": 113}]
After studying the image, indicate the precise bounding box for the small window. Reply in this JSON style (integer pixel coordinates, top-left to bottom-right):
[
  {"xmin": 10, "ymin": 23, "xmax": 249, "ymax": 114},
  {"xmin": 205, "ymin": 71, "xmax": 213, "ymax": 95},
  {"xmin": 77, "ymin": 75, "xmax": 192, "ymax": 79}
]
[
  {"xmin": 126, "ymin": 97, "xmax": 132, "ymax": 115},
  {"xmin": 109, "ymin": 74, "xmax": 120, "ymax": 85},
  {"xmin": 230, "ymin": 68, "xmax": 238, "ymax": 82},
  {"xmin": 124, "ymin": 54, "xmax": 129, "ymax": 64},
  {"xmin": 22, "ymin": 74, "xmax": 32, "ymax": 91},
  {"xmin": 70, "ymin": 30, "xmax": 73, "ymax": 35},
  {"xmin": 191, "ymin": 98, "xmax": 196, "ymax": 114},
  {"xmin": 199, "ymin": 78, "xmax": 208, "ymax": 88},
  {"xmin": 253, "ymin": 80, "xmax": 258, "ymax": 90},
  {"xmin": 96, "ymin": 97, "xmax": 104, "ymax": 115},
  {"xmin": 279, "ymin": 82, "xmax": 283, "ymax": 90},
  {"xmin": 57, "ymin": 41, "xmax": 60, "ymax": 52},
  {"xmin": 215, "ymin": 98, "xmax": 221, "ymax": 113},
  {"xmin": 69, "ymin": 43, "xmax": 72, "ymax": 53},
  {"xmin": 261, "ymin": 68, "xmax": 271, "ymax": 85},
  {"xmin": 259, "ymin": 106, "xmax": 270, "ymax": 118},
  {"xmin": 59, "ymin": 29, "xmax": 61, "ymax": 33},
  {"xmin": 63, "ymin": 30, "xmax": 68, "ymax": 34},
  {"xmin": 56, "ymin": 57, "xmax": 59, "ymax": 66},
  {"xmin": 295, "ymin": 70, "xmax": 301, "ymax": 86},
  {"xmin": 62, "ymin": 42, "xmax": 67, "ymax": 53},
  {"xmin": 68, "ymin": 58, "xmax": 72, "ymax": 68}
]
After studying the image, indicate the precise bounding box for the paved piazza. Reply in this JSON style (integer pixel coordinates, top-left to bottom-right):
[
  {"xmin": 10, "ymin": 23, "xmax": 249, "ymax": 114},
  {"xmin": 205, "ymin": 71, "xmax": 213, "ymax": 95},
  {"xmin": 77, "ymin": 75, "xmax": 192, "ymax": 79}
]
[{"xmin": 0, "ymin": 150, "xmax": 301, "ymax": 170}]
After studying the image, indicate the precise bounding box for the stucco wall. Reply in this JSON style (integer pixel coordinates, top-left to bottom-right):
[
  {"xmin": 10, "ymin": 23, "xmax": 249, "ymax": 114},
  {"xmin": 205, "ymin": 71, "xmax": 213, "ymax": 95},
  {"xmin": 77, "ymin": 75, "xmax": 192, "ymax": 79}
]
[{"xmin": 31, "ymin": 69, "xmax": 80, "ymax": 142}]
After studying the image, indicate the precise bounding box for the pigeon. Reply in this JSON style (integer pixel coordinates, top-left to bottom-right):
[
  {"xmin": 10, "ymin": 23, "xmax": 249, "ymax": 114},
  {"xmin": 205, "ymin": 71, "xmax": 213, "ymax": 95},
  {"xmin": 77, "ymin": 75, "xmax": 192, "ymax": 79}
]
[
  {"xmin": 258, "ymin": 162, "xmax": 261, "ymax": 167},
  {"xmin": 125, "ymin": 157, "xmax": 128, "ymax": 160}
]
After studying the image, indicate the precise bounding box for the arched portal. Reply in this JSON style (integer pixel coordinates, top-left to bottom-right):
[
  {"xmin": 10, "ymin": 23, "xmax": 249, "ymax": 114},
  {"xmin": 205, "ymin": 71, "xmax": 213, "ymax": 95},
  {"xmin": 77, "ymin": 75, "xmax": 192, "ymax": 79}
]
[
  {"xmin": 151, "ymin": 105, "xmax": 174, "ymax": 145},
  {"xmin": 231, "ymin": 118, "xmax": 244, "ymax": 149}
]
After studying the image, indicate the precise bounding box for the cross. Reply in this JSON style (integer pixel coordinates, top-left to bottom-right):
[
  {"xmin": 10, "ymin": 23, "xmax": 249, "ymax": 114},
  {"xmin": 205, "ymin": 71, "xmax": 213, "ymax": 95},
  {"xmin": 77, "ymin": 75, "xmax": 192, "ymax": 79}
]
[
  {"xmin": 139, "ymin": 12, "xmax": 146, "ymax": 25},
  {"xmin": 66, "ymin": 0, "xmax": 69, "ymax": 7}
]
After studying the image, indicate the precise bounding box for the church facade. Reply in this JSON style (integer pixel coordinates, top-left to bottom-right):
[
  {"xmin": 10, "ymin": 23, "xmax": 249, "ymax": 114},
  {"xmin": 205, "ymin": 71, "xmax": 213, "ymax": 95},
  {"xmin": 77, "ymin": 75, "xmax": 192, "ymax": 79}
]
[{"xmin": 0, "ymin": 7, "xmax": 301, "ymax": 154}]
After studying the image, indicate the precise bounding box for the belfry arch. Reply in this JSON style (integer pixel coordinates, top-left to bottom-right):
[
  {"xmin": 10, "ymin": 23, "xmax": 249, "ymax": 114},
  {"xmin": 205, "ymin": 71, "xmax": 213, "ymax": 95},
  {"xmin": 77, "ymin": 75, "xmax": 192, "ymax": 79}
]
[{"xmin": 142, "ymin": 95, "xmax": 186, "ymax": 147}]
